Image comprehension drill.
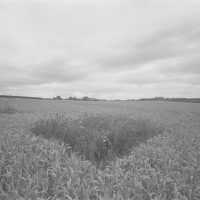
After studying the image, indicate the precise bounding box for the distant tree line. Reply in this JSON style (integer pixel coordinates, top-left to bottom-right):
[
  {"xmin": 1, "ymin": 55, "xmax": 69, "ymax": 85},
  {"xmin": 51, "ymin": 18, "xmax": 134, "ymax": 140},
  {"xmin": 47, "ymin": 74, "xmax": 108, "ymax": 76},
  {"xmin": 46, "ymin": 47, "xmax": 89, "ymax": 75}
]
[
  {"xmin": 1, "ymin": 95, "xmax": 200, "ymax": 103},
  {"xmin": 139, "ymin": 97, "xmax": 200, "ymax": 103},
  {"xmin": 0, "ymin": 95, "xmax": 50, "ymax": 100},
  {"xmin": 53, "ymin": 96, "xmax": 98, "ymax": 101}
]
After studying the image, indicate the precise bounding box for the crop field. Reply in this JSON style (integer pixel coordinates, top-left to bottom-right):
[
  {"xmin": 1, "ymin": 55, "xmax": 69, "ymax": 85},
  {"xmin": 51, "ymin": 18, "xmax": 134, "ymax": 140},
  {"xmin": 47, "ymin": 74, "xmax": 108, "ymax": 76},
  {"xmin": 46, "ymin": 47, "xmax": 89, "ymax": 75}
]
[{"xmin": 0, "ymin": 98, "xmax": 200, "ymax": 200}]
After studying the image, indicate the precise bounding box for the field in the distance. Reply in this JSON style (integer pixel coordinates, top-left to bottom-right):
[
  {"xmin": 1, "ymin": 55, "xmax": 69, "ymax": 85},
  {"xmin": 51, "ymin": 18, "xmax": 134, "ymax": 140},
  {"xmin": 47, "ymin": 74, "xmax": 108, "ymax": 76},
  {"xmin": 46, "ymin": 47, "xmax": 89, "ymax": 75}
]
[{"xmin": 0, "ymin": 98, "xmax": 200, "ymax": 200}]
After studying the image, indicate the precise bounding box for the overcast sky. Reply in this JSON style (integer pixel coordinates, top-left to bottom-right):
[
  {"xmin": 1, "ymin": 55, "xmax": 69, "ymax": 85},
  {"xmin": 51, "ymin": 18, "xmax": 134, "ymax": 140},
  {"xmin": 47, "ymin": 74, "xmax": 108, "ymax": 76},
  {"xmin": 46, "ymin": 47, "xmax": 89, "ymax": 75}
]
[{"xmin": 0, "ymin": 0, "xmax": 200, "ymax": 99}]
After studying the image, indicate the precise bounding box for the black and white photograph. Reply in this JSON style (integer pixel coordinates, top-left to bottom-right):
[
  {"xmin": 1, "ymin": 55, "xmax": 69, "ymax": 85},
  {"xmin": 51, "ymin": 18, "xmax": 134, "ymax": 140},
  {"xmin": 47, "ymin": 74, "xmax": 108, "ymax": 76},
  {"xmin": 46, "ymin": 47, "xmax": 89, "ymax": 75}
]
[{"xmin": 0, "ymin": 0, "xmax": 200, "ymax": 199}]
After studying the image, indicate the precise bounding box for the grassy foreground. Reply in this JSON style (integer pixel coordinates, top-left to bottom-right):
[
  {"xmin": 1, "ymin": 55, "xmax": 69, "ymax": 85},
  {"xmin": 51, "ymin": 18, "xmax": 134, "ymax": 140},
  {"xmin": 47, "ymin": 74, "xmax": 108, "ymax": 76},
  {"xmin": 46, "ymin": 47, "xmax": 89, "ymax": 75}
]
[
  {"xmin": 0, "ymin": 100, "xmax": 200, "ymax": 199},
  {"xmin": 0, "ymin": 121, "xmax": 200, "ymax": 199}
]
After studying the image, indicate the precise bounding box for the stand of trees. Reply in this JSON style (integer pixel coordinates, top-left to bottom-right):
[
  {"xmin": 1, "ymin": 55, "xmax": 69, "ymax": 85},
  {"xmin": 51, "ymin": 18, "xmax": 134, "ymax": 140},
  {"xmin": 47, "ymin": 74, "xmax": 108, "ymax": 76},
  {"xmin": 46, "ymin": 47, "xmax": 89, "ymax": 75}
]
[
  {"xmin": 52, "ymin": 96, "xmax": 98, "ymax": 101},
  {"xmin": 53, "ymin": 96, "xmax": 62, "ymax": 100},
  {"xmin": 68, "ymin": 96, "xmax": 98, "ymax": 101}
]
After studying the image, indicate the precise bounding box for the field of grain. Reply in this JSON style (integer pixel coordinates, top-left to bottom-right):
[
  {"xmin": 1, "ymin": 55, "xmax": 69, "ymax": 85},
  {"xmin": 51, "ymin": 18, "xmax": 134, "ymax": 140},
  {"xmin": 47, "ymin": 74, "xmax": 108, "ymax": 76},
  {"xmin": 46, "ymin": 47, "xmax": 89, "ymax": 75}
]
[{"xmin": 0, "ymin": 98, "xmax": 200, "ymax": 200}]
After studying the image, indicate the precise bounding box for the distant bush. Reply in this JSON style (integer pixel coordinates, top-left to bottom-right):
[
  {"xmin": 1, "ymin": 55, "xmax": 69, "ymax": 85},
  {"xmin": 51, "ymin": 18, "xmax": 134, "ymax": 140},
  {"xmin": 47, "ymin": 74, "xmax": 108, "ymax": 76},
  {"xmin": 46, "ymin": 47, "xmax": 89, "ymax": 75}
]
[
  {"xmin": 0, "ymin": 105, "xmax": 18, "ymax": 114},
  {"xmin": 53, "ymin": 95, "xmax": 62, "ymax": 100},
  {"xmin": 30, "ymin": 114, "xmax": 163, "ymax": 166}
]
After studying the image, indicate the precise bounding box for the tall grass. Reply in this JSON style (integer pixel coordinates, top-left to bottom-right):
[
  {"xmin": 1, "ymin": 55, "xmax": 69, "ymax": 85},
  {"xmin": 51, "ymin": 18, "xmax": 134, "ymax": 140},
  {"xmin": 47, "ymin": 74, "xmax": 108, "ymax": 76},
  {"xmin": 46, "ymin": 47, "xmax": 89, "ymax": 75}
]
[
  {"xmin": 1, "ymin": 100, "xmax": 200, "ymax": 200},
  {"xmin": 0, "ymin": 105, "xmax": 18, "ymax": 114},
  {"xmin": 30, "ymin": 114, "xmax": 163, "ymax": 166},
  {"xmin": 1, "ymin": 124, "xmax": 200, "ymax": 199}
]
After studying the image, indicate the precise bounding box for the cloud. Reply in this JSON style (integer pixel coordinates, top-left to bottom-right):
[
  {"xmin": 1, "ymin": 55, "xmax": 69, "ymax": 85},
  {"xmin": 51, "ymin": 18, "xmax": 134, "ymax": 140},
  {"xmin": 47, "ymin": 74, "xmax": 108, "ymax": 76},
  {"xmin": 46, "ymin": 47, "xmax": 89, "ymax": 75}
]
[
  {"xmin": 0, "ymin": 0, "xmax": 200, "ymax": 98},
  {"xmin": 117, "ymin": 52, "xmax": 200, "ymax": 87},
  {"xmin": 96, "ymin": 18, "xmax": 200, "ymax": 70},
  {"xmin": 158, "ymin": 54, "xmax": 200, "ymax": 75},
  {"xmin": 0, "ymin": 59, "xmax": 90, "ymax": 88},
  {"xmin": 30, "ymin": 59, "xmax": 88, "ymax": 83}
]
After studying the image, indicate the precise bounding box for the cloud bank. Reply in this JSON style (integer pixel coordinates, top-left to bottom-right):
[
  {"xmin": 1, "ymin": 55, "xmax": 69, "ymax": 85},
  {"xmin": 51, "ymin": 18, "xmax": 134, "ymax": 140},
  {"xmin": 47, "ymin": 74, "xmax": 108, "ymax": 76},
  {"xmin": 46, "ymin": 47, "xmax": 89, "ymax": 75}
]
[{"xmin": 0, "ymin": 0, "xmax": 200, "ymax": 99}]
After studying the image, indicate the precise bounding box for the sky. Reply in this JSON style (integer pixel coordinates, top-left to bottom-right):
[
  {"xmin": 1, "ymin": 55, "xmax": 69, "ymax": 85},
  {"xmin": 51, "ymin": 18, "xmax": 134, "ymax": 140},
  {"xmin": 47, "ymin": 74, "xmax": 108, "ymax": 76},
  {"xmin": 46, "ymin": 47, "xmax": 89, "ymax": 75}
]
[{"xmin": 0, "ymin": 0, "xmax": 200, "ymax": 99}]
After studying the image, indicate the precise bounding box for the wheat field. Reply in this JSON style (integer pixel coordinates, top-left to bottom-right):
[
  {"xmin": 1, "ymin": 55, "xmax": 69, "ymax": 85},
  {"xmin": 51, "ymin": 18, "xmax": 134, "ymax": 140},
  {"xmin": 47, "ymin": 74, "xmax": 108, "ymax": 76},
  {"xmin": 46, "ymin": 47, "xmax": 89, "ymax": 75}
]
[{"xmin": 0, "ymin": 98, "xmax": 200, "ymax": 200}]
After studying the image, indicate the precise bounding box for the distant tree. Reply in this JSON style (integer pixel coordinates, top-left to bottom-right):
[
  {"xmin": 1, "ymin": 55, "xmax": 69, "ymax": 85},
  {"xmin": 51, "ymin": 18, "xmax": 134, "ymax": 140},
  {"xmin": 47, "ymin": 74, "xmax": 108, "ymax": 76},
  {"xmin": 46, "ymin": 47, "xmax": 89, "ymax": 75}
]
[
  {"xmin": 69, "ymin": 96, "xmax": 80, "ymax": 100},
  {"xmin": 154, "ymin": 97, "xmax": 164, "ymax": 100},
  {"xmin": 53, "ymin": 96, "xmax": 62, "ymax": 100},
  {"xmin": 82, "ymin": 96, "xmax": 89, "ymax": 101}
]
